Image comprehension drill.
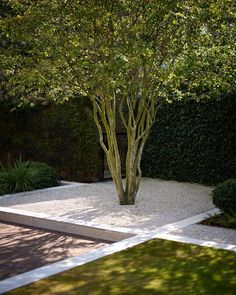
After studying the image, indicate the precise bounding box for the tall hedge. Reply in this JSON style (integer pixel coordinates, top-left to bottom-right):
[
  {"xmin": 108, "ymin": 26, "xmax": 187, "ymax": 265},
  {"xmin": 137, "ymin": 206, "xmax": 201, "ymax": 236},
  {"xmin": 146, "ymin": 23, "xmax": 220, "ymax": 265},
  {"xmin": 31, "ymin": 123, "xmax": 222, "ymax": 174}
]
[
  {"xmin": 142, "ymin": 93, "xmax": 236, "ymax": 185},
  {"xmin": 0, "ymin": 98, "xmax": 103, "ymax": 182}
]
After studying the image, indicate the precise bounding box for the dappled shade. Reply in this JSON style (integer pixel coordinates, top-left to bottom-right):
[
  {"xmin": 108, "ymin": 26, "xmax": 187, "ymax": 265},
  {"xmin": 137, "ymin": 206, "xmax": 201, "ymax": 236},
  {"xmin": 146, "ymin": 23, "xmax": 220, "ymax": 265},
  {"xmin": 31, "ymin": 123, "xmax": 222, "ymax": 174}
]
[
  {"xmin": 0, "ymin": 222, "xmax": 110, "ymax": 280},
  {"xmin": 8, "ymin": 239, "xmax": 236, "ymax": 295}
]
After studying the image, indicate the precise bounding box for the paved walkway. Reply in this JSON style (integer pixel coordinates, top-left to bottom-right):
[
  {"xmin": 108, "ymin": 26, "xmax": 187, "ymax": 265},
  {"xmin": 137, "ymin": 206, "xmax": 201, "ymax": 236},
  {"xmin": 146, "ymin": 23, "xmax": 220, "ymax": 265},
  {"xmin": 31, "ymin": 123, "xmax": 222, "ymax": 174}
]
[{"xmin": 0, "ymin": 222, "xmax": 110, "ymax": 280}]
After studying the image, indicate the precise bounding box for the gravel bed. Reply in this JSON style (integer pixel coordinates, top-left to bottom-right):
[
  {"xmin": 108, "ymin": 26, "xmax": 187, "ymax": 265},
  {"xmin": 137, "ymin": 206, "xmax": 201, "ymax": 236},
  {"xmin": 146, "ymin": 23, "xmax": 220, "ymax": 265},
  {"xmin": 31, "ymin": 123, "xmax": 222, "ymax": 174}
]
[
  {"xmin": 172, "ymin": 224, "xmax": 236, "ymax": 245},
  {"xmin": 0, "ymin": 178, "xmax": 214, "ymax": 231}
]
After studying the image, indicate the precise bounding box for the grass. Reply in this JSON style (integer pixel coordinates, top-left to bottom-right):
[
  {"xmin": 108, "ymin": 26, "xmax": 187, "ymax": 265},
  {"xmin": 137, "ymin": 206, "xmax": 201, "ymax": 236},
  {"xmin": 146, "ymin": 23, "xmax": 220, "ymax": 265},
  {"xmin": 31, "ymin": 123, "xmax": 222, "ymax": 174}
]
[
  {"xmin": 201, "ymin": 213, "xmax": 236, "ymax": 230},
  {"xmin": 7, "ymin": 239, "xmax": 236, "ymax": 295}
]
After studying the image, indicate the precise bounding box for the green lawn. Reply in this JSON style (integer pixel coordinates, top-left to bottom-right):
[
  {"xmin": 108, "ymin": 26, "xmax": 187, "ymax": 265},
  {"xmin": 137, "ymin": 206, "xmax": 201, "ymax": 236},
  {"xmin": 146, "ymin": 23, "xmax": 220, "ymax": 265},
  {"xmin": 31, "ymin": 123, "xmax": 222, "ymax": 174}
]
[{"xmin": 8, "ymin": 239, "xmax": 236, "ymax": 295}]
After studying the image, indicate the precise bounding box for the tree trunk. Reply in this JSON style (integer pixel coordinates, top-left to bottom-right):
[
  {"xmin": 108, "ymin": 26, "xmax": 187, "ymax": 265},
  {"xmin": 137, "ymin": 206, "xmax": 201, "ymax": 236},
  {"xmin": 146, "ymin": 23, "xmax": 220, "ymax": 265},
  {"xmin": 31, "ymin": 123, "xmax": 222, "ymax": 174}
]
[
  {"xmin": 91, "ymin": 92, "xmax": 156, "ymax": 205},
  {"xmin": 124, "ymin": 130, "xmax": 139, "ymax": 205}
]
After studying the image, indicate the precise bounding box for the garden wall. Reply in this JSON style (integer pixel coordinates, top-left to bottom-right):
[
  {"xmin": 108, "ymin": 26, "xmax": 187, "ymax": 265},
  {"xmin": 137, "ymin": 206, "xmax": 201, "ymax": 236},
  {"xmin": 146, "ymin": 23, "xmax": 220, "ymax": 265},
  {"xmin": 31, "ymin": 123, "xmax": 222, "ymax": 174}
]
[
  {"xmin": 0, "ymin": 98, "xmax": 103, "ymax": 182},
  {"xmin": 142, "ymin": 93, "xmax": 236, "ymax": 185}
]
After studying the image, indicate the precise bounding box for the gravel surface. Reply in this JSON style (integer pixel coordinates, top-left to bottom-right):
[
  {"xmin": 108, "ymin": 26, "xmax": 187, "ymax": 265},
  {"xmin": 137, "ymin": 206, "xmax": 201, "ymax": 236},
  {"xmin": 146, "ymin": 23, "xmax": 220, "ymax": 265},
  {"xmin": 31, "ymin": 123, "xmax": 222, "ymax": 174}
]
[
  {"xmin": 0, "ymin": 178, "xmax": 214, "ymax": 231},
  {"xmin": 172, "ymin": 224, "xmax": 236, "ymax": 245}
]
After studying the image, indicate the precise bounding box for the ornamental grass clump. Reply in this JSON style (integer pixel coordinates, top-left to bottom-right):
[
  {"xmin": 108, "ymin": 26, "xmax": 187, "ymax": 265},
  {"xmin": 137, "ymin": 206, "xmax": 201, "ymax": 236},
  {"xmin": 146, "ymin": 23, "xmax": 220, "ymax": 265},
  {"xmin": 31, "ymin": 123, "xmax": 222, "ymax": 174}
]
[
  {"xmin": 0, "ymin": 158, "xmax": 32, "ymax": 194},
  {"xmin": 0, "ymin": 158, "xmax": 59, "ymax": 195}
]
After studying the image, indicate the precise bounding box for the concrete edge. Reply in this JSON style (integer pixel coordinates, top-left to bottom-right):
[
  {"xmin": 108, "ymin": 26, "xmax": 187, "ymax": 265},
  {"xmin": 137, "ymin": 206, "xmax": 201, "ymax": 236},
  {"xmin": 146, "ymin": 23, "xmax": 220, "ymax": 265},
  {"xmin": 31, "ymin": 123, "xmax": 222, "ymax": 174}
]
[
  {"xmin": 0, "ymin": 207, "xmax": 142, "ymax": 242},
  {"xmin": 0, "ymin": 181, "xmax": 87, "ymax": 199},
  {"xmin": 0, "ymin": 207, "xmax": 220, "ymax": 243},
  {"xmin": 0, "ymin": 206, "xmax": 220, "ymax": 243},
  {"xmin": 60, "ymin": 181, "xmax": 90, "ymax": 186},
  {"xmin": 0, "ymin": 219, "xmax": 235, "ymax": 294},
  {"xmin": 152, "ymin": 233, "xmax": 236, "ymax": 252},
  {"xmin": 161, "ymin": 208, "xmax": 221, "ymax": 231}
]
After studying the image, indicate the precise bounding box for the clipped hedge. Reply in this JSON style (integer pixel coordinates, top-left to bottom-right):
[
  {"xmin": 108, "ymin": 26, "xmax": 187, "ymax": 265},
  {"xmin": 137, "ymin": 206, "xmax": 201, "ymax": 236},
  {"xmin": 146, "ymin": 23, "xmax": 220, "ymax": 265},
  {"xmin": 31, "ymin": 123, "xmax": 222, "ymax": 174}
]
[
  {"xmin": 142, "ymin": 93, "xmax": 236, "ymax": 185},
  {"xmin": 0, "ymin": 98, "xmax": 103, "ymax": 182}
]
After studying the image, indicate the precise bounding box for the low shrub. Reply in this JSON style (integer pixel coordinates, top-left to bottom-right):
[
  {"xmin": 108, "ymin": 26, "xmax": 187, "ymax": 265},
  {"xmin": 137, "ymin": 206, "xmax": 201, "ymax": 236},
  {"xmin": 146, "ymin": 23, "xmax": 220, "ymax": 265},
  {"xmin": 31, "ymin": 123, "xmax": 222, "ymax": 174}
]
[
  {"xmin": 212, "ymin": 179, "xmax": 236, "ymax": 214},
  {"xmin": 27, "ymin": 162, "xmax": 58, "ymax": 189},
  {"xmin": 0, "ymin": 159, "xmax": 59, "ymax": 195}
]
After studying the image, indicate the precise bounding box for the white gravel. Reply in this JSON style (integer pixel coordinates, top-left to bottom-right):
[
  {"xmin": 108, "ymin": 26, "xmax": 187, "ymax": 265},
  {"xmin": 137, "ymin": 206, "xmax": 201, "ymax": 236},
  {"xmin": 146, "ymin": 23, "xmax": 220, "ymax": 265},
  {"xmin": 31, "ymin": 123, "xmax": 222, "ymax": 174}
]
[
  {"xmin": 172, "ymin": 224, "xmax": 236, "ymax": 245},
  {"xmin": 0, "ymin": 178, "xmax": 214, "ymax": 231}
]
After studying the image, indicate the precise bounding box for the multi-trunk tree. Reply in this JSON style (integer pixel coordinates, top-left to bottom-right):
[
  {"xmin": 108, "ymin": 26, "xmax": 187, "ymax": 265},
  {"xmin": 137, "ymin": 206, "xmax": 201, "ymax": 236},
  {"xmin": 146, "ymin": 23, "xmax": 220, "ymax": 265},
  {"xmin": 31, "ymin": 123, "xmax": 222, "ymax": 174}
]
[{"xmin": 1, "ymin": 0, "xmax": 235, "ymax": 204}]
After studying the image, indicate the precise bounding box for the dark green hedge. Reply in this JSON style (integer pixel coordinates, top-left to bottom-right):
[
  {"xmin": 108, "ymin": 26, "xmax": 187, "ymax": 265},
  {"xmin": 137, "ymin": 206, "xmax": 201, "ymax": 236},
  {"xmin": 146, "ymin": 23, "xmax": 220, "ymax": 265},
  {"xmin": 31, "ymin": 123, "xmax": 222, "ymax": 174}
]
[
  {"xmin": 1, "ymin": 93, "xmax": 235, "ymax": 185},
  {"xmin": 142, "ymin": 93, "xmax": 236, "ymax": 185},
  {"xmin": 212, "ymin": 179, "xmax": 236, "ymax": 214},
  {"xmin": 0, "ymin": 98, "xmax": 103, "ymax": 182}
]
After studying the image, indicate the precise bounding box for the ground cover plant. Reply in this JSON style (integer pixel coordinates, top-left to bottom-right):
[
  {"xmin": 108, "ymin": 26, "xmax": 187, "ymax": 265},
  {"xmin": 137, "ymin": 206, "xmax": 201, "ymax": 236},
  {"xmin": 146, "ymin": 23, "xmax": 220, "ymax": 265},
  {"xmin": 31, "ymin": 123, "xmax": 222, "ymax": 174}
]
[
  {"xmin": 7, "ymin": 239, "xmax": 236, "ymax": 295},
  {"xmin": 0, "ymin": 159, "xmax": 58, "ymax": 195},
  {"xmin": 1, "ymin": 0, "xmax": 235, "ymax": 205}
]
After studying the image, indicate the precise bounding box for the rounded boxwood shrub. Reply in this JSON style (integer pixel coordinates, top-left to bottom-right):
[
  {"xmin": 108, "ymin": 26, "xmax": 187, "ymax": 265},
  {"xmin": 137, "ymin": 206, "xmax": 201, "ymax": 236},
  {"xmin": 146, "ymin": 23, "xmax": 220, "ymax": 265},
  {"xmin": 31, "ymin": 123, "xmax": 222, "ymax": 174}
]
[
  {"xmin": 212, "ymin": 179, "xmax": 236, "ymax": 214},
  {"xmin": 27, "ymin": 162, "xmax": 59, "ymax": 189},
  {"xmin": 0, "ymin": 159, "xmax": 58, "ymax": 195}
]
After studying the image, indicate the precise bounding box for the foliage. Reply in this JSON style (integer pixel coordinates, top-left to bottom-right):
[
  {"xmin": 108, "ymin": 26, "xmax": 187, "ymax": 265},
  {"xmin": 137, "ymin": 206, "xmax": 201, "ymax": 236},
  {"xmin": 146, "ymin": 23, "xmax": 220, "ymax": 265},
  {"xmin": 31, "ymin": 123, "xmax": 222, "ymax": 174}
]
[
  {"xmin": 212, "ymin": 179, "xmax": 236, "ymax": 214},
  {"xmin": 1, "ymin": 0, "xmax": 235, "ymax": 204},
  {"xmin": 0, "ymin": 158, "xmax": 33, "ymax": 194},
  {"xmin": 26, "ymin": 162, "xmax": 58, "ymax": 189},
  {"xmin": 7, "ymin": 239, "xmax": 236, "ymax": 295},
  {"xmin": 0, "ymin": 99, "xmax": 102, "ymax": 182},
  {"xmin": 142, "ymin": 93, "xmax": 236, "ymax": 185},
  {"xmin": 166, "ymin": 1, "xmax": 236, "ymax": 101},
  {"xmin": 0, "ymin": 158, "xmax": 59, "ymax": 195}
]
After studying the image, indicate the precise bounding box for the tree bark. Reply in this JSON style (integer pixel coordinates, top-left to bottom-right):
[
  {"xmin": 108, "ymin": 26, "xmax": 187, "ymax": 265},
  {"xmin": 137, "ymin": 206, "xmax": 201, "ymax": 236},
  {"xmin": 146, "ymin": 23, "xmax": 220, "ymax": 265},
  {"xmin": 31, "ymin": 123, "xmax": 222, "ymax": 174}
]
[{"xmin": 91, "ymin": 90, "xmax": 156, "ymax": 205}]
